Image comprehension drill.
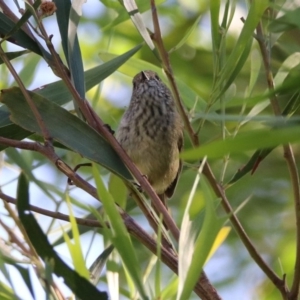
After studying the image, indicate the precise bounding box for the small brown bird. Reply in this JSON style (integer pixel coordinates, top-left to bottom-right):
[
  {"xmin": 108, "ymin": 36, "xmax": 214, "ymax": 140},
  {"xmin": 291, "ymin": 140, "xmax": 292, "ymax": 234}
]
[{"xmin": 116, "ymin": 70, "xmax": 183, "ymax": 204}]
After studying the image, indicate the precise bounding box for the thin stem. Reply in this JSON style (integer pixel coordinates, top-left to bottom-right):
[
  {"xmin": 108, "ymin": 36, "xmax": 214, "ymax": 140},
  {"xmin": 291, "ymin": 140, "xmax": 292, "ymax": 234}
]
[
  {"xmin": 256, "ymin": 21, "xmax": 300, "ymax": 299},
  {"xmin": 150, "ymin": 0, "xmax": 199, "ymax": 147}
]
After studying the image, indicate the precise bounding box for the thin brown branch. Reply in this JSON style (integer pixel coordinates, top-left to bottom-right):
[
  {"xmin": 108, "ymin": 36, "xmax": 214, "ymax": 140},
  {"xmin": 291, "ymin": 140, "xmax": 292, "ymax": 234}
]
[
  {"xmin": 150, "ymin": 0, "xmax": 199, "ymax": 147},
  {"xmin": 256, "ymin": 21, "xmax": 300, "ymax": 299},
  {"xmin": 0, "ymin": 137, "xmax": 41, "ymax": 151},
  {"xmin": 0, "ymin": 218, "xmax": 31, "ymax": 256}
]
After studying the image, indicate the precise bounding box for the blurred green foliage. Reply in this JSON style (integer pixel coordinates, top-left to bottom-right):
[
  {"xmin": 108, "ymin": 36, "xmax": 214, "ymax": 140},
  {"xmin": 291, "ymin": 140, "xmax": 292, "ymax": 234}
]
[{"xmin": 1, "ymin": 0, "xmax": 300, "ymax": 299}]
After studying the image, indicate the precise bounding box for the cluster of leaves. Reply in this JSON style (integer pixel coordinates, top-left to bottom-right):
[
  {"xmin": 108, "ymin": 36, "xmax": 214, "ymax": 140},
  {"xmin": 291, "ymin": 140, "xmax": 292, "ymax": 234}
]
[{"xmin": 1, "ymin": 0, "xmax": 300, "ymax": 300}]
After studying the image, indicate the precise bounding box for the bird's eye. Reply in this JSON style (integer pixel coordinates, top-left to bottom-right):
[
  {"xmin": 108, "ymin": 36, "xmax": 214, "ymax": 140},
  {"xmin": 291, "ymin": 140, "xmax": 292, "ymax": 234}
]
[{"xmin": 155, "ymin": 74, "xmax": 160, "ymax": 81}]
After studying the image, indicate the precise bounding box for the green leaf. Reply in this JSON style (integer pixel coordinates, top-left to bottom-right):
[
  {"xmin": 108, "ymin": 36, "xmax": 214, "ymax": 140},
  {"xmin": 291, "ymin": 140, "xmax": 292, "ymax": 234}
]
[
  {"xmin": 0, "ymin": 255, "xmax": 19, "ymax": 300},
  {"xmin": 68, "ymin": 0, "xmax": 86, "ymax": 98},
  {"xmin": 228, "ymin": 91, "xmax": 300, "ymax": 185},
  {"xmin": 62, "ymin": 195, "xmax": 90, "ymax": 279},
  {"xmin": 109, "ymin": 174, "xmax": 127, "ymax": 208},
  {"xmin": 0, "ymin": 281, "xmax": 19, "ymax": 300},
  {"xmin": 54, "ymin": 0, "xmax": 86, "ymax": 116},
  {"xmin": 17, "ymin": 54, "xmax": 41, "ymax": 88},
  {"xmin": 17, "ymin": 172, "xmax": 30, "ymax": 205},
  {"xmin": 0, "ymin": 87, "xmax": 132, "ymax": 181},
  {"xmin": 177, "ymin": 175, "xmax": 225, "ymax": 300},
  {"xmin": 7, "ymin": 147, "xmax": 56, "ymax": 201},
  {"xmin": 54, "ymin": 0, "xmax": 71, "ymax": 60},
  {"xmin": 0, "ymin": 50, "xmax": 29, "ymax": 65},
  {"xmin": 227, "ymin": 148, "xmax": 272, "ymax": 185},
  {"xmin": 212, "ymin": 0, "xmax": 269, "ymax": 99},
  {"xmin": 16, "ymin": 176, "xmax": 108, "ymax": 300},
  {"xmin": 269, "ymin": 7, "xmax": 300, "ymax": 33},
  {"xmin": 90, "ymin": 244, "xmax": 115, "ymax": 285},
  {"xmin": 0, "ymin": 12, "xmax": 52, "ymax": 63},
  {"xmin": 246, "ymin": 49, "xmax": 262, "ymax": 97},
  {"xmin": 0, "ymin": 44, "xmax": 143, "ymax": 150},
  {"xmin": 4, "ymin": 1, "xmax": 40, "ymax": 40},
  {"xmin": 210, "ymin": 0, "xmax": 221, "ymax": 53},
  {"xmin": 92, "ymin": 164, "xmax": 148, "ymax": 300},
  {"xmin": 169, "ymin": 14, "xmax": 203, "ymax": 53},
  {"xmin": 182, "ymin": 126, "xmax": 300, "ymax": 160}
]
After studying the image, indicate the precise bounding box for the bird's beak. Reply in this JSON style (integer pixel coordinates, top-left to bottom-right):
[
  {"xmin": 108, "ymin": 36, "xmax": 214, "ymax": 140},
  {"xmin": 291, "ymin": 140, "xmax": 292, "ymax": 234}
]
[{"xmin": 141, "ymin": 71, "xmax": 149, "ymax": 81}]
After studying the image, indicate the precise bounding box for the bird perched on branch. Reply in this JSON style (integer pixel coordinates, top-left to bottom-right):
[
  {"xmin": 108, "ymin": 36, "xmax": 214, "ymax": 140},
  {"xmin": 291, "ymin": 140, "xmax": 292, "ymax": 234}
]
[{"xmin": 116, "ymin": 70, "xmax": 183, "ymax": 205}]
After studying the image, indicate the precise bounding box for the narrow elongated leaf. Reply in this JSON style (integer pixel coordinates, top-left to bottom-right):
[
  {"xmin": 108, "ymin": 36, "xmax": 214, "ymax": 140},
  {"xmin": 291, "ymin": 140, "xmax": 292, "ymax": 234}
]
[
  {"xmin": 178, "ymin": 175, "xmax": 225, "ymax": 300},
  {"xmin": 182, "ymin": 126, "xmax": 300, "ymax": 160},
  {"xmin": 55, "ymin": 0, "xmax": 86, "ymax": 116},
  {"xmin": 212, "ymin": 0, "xmax": 269, "ymax": 99},
  {"xmin": 16, "ymin": 175, "xmax": 108, "ymax": 300},
  {"xmin": 4, "ymin": 1, "xmax": 40, "ymax": 40},
  {"xmin": 228, "ymin": 92, "xmax": 300, "ymax": 185},
  {"xmin": 0, "ymin": 12, "xmax": 51, "ymax": 62},
  {"xmin": 68, "ymin": 0, "xmax": 86, "ymax": 100},
  {"xmin": 269, "ymin": 7, "xmax": 300, "ymax": 33},
  {"xmin": 90, "ymin": 244, "xmax": 115, "ymax": 285},
  {"xmin": 227, "ymin": 148, "xmax": 272, "ymax": 185},
  {"xmin": 7, "ymin": 148, "xmax": 55, "ymax": 200},
  {"xmin": 0, "ymin": 87, "xmax": 132, "ymax": 180},
  {"xmin": 169, "ymin": 14, "xmax": 203, "ymax": 53},
  {"xmin": 210, "ymin": 0, "xmax": 221, "ymax": 53},
  {"xmin": 92, "ymin": 165, "xmax": 148, "ymax": 300},
  {"xmin": 68, "ymin": 1, "xmax": 86, "ymax": 118},
  {"xmin": 54, "ymin": 0, "xmax": 70, "ymax": 59},
  {"xmin": 62, "ymin": 195, "xmax": 89, "ymax": 279},
  {"xmin": 123, "ymin": 0, "xmax": 155, "ymax": 50},
  {"xmin": 0, "ymin": 281, "xmax": 18, "ymax": 300},
  {"xmin": 0, "ymin": 123, "xmax": 30, "ymax": 151},
  {"xmin": 0, "ymin": 50, "xmax": 28, "ymax": 65}
]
